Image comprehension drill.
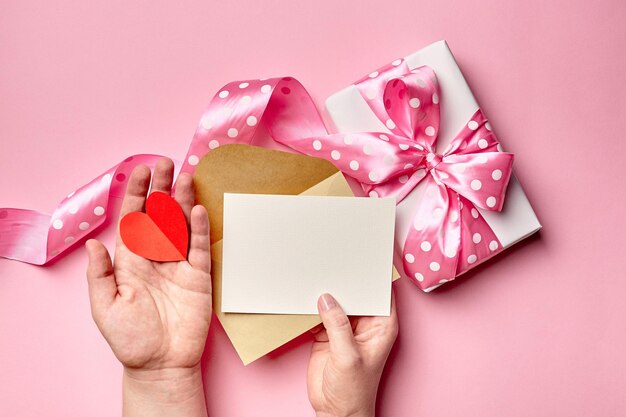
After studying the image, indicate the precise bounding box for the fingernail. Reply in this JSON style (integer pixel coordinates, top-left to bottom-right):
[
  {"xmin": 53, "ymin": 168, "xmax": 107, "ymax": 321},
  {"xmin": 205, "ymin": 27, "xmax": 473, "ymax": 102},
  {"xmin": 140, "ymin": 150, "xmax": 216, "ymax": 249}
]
[{"xmin": 320, "ymin": 293, "xmax": 336, "ymax": 312}]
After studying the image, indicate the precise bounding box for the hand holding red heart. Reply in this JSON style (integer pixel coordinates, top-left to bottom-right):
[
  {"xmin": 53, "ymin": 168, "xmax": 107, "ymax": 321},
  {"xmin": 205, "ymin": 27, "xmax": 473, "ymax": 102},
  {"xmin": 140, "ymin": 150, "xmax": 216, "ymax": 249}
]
[{"xmin": 85, "ymin": 158, "xmax": 211, "ymax": 416}]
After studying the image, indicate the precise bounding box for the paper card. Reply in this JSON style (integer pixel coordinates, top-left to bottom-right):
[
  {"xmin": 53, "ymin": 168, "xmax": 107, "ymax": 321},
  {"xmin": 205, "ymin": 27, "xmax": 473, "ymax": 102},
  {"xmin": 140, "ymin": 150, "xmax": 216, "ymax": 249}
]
[{"xmin": 221, "ymin": 193, "xmax": 396, "ymax": 315}]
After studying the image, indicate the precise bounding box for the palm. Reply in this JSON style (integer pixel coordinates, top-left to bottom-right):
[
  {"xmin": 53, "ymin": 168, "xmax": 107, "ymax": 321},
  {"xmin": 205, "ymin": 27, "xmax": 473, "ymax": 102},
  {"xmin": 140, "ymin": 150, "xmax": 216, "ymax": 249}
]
[
  {"xmin": 308, "ymin": 318, "xmax": 386, "ymax": 395},
  {"xmin": 86, "ymin": 159, "xmax": 212, "ymax": 371},
  {"xmin": 99, "ymin": 246, "xmax": 211, "ymax": 369}
]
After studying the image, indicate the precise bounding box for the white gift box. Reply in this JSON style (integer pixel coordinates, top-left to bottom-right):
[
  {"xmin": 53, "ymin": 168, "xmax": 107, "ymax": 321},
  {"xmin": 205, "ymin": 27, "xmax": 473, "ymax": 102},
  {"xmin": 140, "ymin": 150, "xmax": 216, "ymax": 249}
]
[{"xmin": 325, "ymin": 40, "xmax": 541, "ymax": 291}]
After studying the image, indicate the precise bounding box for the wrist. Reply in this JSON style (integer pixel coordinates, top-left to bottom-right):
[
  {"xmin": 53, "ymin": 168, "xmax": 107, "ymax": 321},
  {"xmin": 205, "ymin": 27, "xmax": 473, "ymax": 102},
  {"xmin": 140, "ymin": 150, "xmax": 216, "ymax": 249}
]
[{"xmin": 123, "ymin": 364, "xmax": 206, "ymax": 408}]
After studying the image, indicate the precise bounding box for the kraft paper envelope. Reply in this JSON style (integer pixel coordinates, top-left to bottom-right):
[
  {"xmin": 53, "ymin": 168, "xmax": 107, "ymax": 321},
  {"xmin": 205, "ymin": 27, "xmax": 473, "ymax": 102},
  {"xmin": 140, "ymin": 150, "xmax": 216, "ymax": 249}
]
[{"xmin": 193, "ymin": 144, "xmax": 399, "ymax": 365}]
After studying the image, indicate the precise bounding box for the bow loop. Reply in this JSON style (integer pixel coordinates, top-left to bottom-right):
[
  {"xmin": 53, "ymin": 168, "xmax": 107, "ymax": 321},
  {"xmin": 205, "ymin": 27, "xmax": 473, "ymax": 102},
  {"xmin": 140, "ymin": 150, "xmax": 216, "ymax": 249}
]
[
  {"xmin": 436, "ymin": 152, "xmax": 513, "ymax": 211},
  {"xmin": 442, "ymin": 108, "xmax": 500, "ymax": 156},
  {"xmin": 433, "ymin": 110, "xmax": 514, "ymax": 211},
  {"xmin": 382, "ymin": 67, "xmax": 441, "ymax": 149}
]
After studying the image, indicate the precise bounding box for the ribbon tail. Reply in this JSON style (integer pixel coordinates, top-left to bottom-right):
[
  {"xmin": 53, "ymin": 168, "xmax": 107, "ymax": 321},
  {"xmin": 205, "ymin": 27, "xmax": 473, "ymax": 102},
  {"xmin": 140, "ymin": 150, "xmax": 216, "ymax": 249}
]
[
  {"xmin": 401, "ymin": 176, "xmax": 461, "ymax": 290},
  {"xmin": 0, "ymin": 155, "xmax": 178, "ymax": 265},
  {"xmin": 0, "ymin": 209, "xmax": 50, "ymax": 265},
  {"xmin": 456, "ymin": 195, "xmax": 504, "ymax": 275}
]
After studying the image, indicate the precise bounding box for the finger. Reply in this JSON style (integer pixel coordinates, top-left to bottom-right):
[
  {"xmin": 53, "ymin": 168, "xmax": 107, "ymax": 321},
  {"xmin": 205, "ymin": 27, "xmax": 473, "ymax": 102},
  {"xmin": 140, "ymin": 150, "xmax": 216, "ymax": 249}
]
[
  {"xmin": 85, "ymin": 239, "xmax": 117, "ymax": 321},
  {"xmin": 317, "ymin": 293, "xmax": 358, "ymax": 360},
  {"xmin": 119, "ymin": 164, "xmax": 151, "ymax": 218},
  {"xmin": 149, "ymin": 158, "xmax": 174, "ymax": 195},
  {"xmin": 390, "ymin": 286, "xmax": 397, "ymax": 317},
  {"xmin": 311, "ymin": 325, "xmax": 329, "ymax": 343},
  {"xmin": 310, "ymin": 323, "xmax": 324, "ymax": 335},
  {"xmin": 188, "ymin": 204, "xmax": 211, "ymax": 273},
  {"xmin": 388, "ymin": 287, "xmax": 399, "ymax": 341},
  {"xmin": 174, "ymin": 172, "xmax": 194, "ymax": 223}
]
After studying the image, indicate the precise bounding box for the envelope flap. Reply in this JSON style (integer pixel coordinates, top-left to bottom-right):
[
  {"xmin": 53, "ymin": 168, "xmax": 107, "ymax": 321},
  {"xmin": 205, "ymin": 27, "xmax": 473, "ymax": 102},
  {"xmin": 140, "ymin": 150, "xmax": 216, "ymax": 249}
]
[{"xmin": 194, "ymin": 144, "xmax": 339, "ymax": 242}]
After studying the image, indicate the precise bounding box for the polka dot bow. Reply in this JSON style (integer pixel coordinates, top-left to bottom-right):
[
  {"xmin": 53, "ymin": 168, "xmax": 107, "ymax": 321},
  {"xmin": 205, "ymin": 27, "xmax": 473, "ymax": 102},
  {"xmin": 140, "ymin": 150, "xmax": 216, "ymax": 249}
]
[{"xmin": 278, "ymin": 63, "xmax": 514, "ymax": 291}]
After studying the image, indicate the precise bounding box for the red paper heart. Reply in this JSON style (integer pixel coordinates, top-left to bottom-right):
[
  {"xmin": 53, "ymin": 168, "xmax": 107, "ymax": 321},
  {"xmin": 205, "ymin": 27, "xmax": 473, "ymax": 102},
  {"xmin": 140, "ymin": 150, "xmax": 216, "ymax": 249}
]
[{"xmin": 119, "ymin": 192, "xmax": 188, "ymax": 261}]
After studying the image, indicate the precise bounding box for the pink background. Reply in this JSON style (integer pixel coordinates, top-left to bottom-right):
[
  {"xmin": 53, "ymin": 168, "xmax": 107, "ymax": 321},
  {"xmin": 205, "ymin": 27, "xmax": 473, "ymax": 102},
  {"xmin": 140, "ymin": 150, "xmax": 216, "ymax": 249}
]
[{"xmin": 1, "ymin": 0, "xmax": 625, "ymax": 416}]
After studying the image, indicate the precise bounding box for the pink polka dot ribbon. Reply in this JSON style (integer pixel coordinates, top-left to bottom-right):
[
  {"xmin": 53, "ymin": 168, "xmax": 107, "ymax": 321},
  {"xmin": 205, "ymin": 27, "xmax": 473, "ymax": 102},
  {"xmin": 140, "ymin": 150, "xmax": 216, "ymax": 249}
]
[
  {"xmin": 273, "ymin": 62, "xmax": 514, "ymax": 290},
  {"xmin": 1, "ymin": 68, "xmax": 513, "ymax": 293},
  {"xmin": 0, "ymin": 155, "xmax": 175, "ymax": 265},
  {"xmin": 0, "ymin": 77, "xmax": 326, "ymax": 265}
]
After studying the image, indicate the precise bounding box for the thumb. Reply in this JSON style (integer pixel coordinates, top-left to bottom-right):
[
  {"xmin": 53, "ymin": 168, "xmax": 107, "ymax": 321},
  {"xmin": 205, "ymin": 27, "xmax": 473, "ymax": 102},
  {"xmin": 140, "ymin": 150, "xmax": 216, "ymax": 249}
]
[
  {"xmin": 318, "ymin": 293, "xmax": 358, "ymax": 362},
  {"xmin": 86, "ymin": 239, "xmax": 117, "ymax": 321}
]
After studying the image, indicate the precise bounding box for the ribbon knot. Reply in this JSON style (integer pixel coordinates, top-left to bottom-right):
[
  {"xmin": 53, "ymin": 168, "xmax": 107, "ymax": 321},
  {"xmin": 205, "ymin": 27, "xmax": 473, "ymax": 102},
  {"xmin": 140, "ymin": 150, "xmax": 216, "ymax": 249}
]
[{"xmin": 425, "ymin": 152, "xmax": 442, "ymax": 171}]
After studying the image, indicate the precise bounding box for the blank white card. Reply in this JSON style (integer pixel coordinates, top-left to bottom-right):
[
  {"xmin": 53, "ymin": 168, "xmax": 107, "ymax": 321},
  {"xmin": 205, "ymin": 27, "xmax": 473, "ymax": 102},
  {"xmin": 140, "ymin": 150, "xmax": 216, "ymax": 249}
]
[{"xmin": 221, "ymin": 193, "xmax": 396, "ymax": 315}]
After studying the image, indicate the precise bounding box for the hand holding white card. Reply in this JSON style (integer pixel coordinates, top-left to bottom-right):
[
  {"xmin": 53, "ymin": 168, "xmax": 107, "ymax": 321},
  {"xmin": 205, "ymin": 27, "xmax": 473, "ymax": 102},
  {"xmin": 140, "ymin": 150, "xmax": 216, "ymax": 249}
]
[{"xmin": 221, "ymin": 194, "xmax": 396, "ymax": 316}]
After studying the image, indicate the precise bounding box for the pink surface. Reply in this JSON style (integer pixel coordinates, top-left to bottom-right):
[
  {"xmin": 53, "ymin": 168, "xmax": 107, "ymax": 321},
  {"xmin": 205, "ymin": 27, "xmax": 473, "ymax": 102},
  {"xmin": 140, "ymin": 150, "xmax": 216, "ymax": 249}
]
[{"xmin": 1, "ymin": 0, "xmax": 625, "ymax": 416}]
